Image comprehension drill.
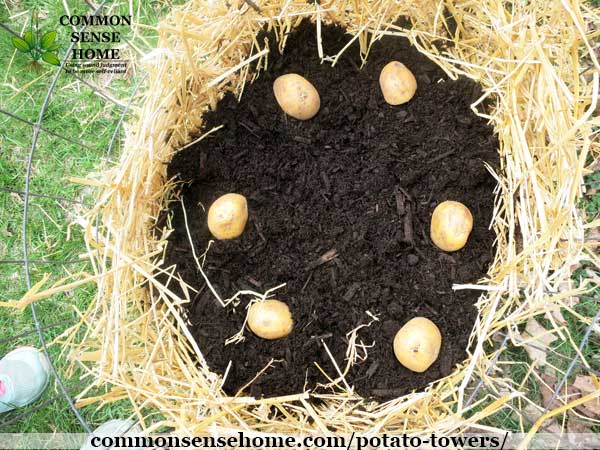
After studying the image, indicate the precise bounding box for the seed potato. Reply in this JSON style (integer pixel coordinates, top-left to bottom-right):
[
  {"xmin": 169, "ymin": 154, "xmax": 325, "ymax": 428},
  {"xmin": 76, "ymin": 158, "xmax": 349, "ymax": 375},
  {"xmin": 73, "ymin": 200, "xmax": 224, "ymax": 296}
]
[
  {"xmin": 273, "ymin": 74, "xmax": 320, "ymax": 120},
  {"xmin": 207, "ymin": 193, "xmax": 248, "ymax": 240},
  {"xmin": 379, "ymin": 61, "xmax": 417, "ymax": 105},
  {"xmin": 393, "ymin": 317, "xmax": 442, "ymax": 373},
  {"xmin": 430, "ymin": 200, "xmax": 473, "ymax": 252},
  {"xmin": 247, "ymin": 299, "xmax": 293, "ymax": 340}
]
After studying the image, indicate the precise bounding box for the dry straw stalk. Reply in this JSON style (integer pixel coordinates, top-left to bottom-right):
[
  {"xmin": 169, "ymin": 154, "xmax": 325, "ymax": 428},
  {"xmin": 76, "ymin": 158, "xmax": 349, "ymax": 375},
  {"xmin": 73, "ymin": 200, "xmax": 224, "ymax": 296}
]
[{"xmin": 11, "ymin": 0, "xmax": 600, "ymax": 440}]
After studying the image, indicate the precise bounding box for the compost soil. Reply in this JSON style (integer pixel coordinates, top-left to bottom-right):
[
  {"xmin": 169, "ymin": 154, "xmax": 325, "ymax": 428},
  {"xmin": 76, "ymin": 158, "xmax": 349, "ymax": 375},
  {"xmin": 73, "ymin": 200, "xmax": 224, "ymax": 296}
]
[{"xmin": 163, "ymin": 21, "xmax": 499, "ymax": 401}]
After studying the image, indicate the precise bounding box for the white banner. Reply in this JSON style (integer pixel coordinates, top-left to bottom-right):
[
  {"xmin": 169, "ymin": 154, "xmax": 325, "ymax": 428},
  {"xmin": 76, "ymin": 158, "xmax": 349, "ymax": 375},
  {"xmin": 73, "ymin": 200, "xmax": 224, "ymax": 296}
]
[{"xmin": 0, "ymin": 432, "xmax": 599, "ymax": 449}]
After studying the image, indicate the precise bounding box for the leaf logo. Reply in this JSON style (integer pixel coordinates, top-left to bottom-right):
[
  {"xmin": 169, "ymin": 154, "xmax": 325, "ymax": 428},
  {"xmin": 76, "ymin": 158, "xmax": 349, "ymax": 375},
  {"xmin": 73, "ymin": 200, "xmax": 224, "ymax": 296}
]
[{"xmin": 11, "ymin": 11, "xmax": 60, "ymax": 66}]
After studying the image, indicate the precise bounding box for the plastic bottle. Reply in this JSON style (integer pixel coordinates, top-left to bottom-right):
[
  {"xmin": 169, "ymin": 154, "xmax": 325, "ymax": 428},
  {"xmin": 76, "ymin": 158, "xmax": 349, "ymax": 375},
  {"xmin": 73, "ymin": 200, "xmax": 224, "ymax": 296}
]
[{"xmin": 0, "ymin": 346, "xmax": 50, "ymax": 413}]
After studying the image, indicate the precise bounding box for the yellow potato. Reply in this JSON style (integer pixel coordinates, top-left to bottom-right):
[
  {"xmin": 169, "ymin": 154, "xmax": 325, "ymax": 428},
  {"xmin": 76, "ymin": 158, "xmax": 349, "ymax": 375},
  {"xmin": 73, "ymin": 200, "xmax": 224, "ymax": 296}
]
[
  {"xmin": 247, "ymin": 299, "xmax": 293, "ymax": 340},
  {"xmin": 273, "ymin": 74, "xmax": 320, "ymax": 120},
  {"xmin": 379, "ymin": 61, "xmax": 417, "ymax": 105},
  {"xmin": 430, "ymin": 200, "xmax": 473, "ymax": 252},
  {"xmin": 207, "ymin": 193, "xmax": 248, "ymax": 240},
  {"xmin": 393, "ymin": 317, "xmax": 441, "ymax": 373}
]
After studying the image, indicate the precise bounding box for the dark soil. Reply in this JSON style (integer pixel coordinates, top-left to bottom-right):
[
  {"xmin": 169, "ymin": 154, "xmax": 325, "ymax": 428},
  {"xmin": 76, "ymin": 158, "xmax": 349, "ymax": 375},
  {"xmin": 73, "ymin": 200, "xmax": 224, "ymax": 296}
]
[{"xmin": 162, "ymin": 21, "xmax": 499, "ymax": 401}]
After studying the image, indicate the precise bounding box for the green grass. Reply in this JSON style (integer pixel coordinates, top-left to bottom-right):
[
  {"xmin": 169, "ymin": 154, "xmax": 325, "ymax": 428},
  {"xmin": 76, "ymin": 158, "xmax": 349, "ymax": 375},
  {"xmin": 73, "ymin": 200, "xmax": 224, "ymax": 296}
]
[
  {"xmin": 473, "ymin": 171, "xmax": 600, "ymax": 434},
  {"xmin": 0, "ymin": 0, "xmax": 183, "ymax": 433},
  {"xmin": 0, "ymin": 0, "xmax": 599, "ymax": 437}
]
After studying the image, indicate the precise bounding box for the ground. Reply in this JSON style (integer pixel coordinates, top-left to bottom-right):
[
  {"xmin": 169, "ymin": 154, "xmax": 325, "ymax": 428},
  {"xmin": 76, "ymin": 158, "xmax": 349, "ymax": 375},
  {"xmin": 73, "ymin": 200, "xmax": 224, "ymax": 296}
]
[
  {"xmin": 0, "ymin": 0, "xmax": 598, "ymax": 435},
  {"xmin": 0, "ymin": 0, "xmax": 181, "ymax": 432}
]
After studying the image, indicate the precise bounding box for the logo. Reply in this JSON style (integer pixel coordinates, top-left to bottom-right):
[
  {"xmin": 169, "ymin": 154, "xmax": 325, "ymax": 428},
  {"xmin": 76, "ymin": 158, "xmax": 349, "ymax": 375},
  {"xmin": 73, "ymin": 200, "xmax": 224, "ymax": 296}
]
[
  {"xmin": 11, "ymin": 11, "xmax": 60, "ymax": 66},
  {"xmin": 6, "ymin": 10, "xmax": 131, "ymax": 75},
  {"xmin": 59, "ymin": 14, "xmax": 131, "ymax": 75}
]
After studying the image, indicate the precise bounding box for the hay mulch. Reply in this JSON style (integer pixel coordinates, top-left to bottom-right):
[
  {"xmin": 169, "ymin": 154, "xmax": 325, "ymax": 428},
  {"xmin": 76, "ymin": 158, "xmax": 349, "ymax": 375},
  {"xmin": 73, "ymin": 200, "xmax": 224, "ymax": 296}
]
[{"xmin": 7, "ymin": 0, "xmax": 600, "ymax": 443}]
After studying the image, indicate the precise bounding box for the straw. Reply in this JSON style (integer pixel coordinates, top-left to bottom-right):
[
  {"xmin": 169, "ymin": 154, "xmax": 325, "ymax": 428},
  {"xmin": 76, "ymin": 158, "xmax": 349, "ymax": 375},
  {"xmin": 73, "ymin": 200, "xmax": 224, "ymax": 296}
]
[{"xmin": 7, "ymin": 0, "xmax": 599, "ymax": 439}]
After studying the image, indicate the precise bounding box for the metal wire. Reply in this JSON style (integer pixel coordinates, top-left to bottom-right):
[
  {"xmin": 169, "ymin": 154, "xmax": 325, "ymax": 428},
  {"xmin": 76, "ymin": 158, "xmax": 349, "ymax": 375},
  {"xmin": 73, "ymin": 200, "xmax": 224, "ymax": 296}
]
[
  {"xmin": 0, "ymin": 107, "xmax": 96, "ymax": 151},
  {"xmin": 464, "ymin": 333, "xmax": 511, "ymax": 408},
  {"xmin": 0, "ymin": 1, "xmax": 146, "ymax": 433},
  {"xmin": 545, "ymin": 307, "xmax": 600, "ymax": 413},
  {"xmin": 0, "ymin": 259, "xmax": 86, "ymax": 265},
  {"xmin": 20, "ymin": 1, "xmax": 109, "ymax": 434},
  {"xmin": 0, "ymin": 381, "xmax": 88, "ymax": 432},
  {"xmin": 464, "ymin": 306, "xmax": 600, "ymax": 412},
  {"xmin": 0, "ymin": 186, "xmax": 87, "ymax": 205},
  {"xmin": 70, "ymin": 73, "xmax": 128, "ymax": 110},
  {"xmin": 0, "ymin": 320, "xmax": 76, "ymax": 346},
  {"xmin": 0, "ymin": 0, "xmax": 153, "ymax": 433}
]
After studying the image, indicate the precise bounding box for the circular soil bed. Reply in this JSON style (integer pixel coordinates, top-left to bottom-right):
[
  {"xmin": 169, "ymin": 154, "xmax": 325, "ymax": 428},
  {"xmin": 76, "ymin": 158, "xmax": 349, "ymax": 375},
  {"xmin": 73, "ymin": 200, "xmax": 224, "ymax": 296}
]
[{"xmin": 163, "ymin": 22, "xmax": 498, "ymax": 400}]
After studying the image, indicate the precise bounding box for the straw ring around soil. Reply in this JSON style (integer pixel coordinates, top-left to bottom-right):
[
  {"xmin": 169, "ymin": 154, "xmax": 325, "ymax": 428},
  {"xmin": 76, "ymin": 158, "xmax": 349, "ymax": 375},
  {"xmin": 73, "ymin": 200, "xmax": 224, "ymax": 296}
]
[{"xmin": 11, "ymin": 0, "xmax": 600, "ymax": 441}]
